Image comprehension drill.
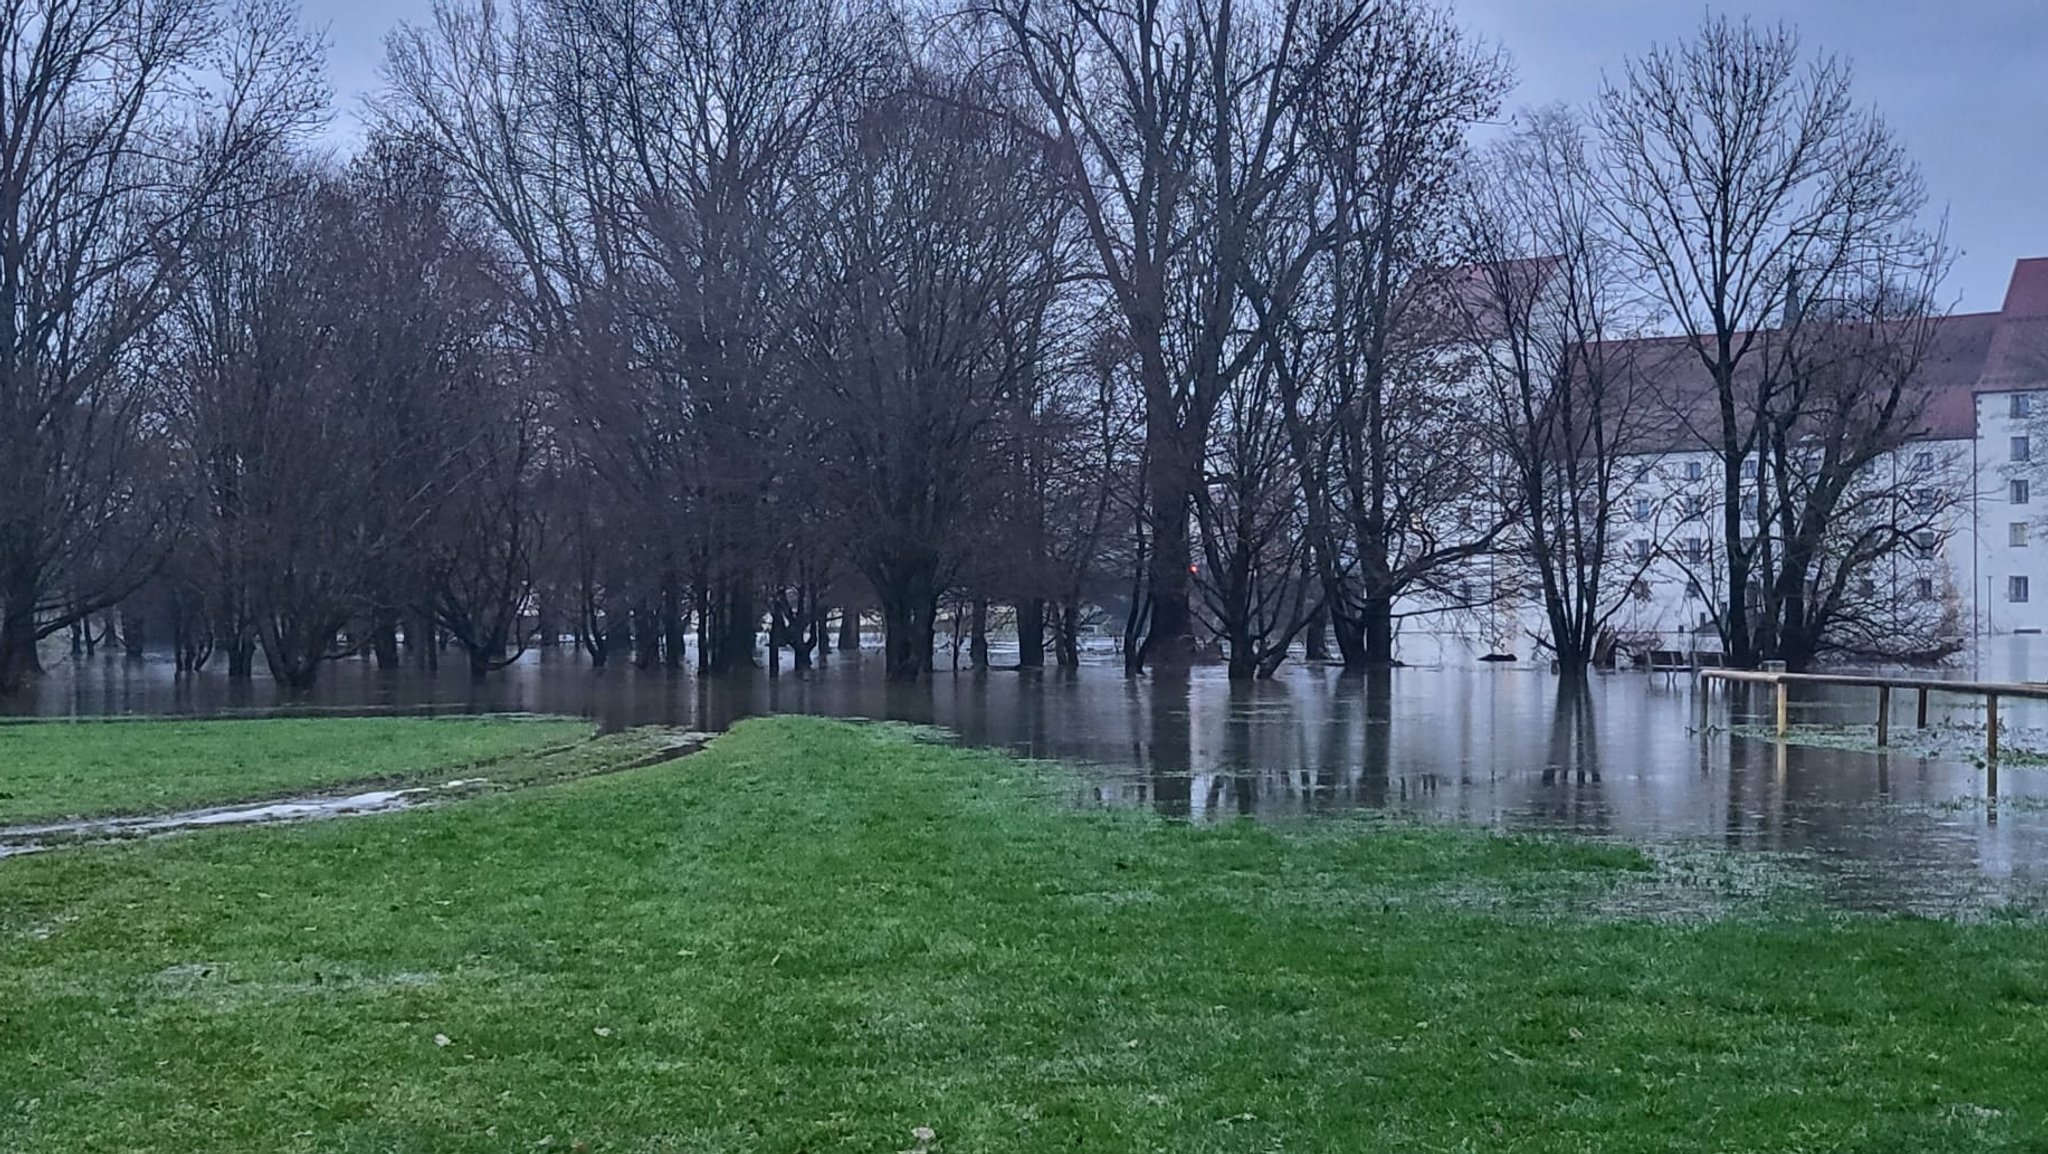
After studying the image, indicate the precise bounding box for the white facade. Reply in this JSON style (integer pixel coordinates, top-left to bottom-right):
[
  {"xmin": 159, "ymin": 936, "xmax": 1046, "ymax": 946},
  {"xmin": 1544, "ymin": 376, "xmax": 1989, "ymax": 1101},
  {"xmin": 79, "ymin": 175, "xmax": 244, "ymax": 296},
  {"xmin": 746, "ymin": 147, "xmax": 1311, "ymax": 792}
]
[
  {"xmin": 1377, "ymin": 257, "xmax": 2048, "ymax": 665},
  {"xmin": 1973, "ymin": 390, "xmax": 2048, "ymax": 636}
]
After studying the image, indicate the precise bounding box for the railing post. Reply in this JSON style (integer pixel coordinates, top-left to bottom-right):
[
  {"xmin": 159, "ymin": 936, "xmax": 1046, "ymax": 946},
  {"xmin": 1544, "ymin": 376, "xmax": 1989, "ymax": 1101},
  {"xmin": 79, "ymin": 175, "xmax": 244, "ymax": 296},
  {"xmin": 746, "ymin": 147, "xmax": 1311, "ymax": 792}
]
[
  {"xmin": 1987, "ymin": 694, "xmax": 2000, "ymax": 764},
  {"xmin": 1876, "ymin": 685, "xmax": 1890, "ymax": 747},
  {"xmin": 1775, "ymin": 679, "xmax": 1789, "ymax": 736},
  {"xmin": 1916, "ymin": 687, "xmax": 1929, "ymax": 730}
]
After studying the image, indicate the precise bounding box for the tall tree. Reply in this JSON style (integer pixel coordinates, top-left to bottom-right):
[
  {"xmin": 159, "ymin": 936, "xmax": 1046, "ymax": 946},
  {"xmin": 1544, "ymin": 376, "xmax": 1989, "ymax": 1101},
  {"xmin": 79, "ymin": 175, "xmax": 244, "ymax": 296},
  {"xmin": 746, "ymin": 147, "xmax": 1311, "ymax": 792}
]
[
  {"xmin": 987, "ymin": 0, "xmax": 1371, "ymax": 673},
  {"xmin": 1455, "ymin": 109, "xmax": 1656, "ymax": 672},
  {"xmin": 0, "ymin": 0, "xmax": 323, "ymax": 691},
  {"xmin": 800, "ymin": 74, "xmax": 1068, "ymax": 681},
  {"xmin": 1283, "ymin": 0, "xmax": 1509, "ymax": 667},
  {"xmin": 1594, "ymin": 15, "xmax": 1937, "ymax": 668}
]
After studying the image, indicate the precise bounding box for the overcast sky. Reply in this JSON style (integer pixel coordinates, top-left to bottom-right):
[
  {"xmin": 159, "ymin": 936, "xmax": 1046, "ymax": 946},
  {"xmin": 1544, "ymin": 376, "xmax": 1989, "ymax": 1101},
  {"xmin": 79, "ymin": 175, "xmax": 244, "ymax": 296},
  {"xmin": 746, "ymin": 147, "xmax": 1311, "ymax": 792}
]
[{"xmin": 307, "ymin": 0, "xmax": 2048, "ymax": 313}]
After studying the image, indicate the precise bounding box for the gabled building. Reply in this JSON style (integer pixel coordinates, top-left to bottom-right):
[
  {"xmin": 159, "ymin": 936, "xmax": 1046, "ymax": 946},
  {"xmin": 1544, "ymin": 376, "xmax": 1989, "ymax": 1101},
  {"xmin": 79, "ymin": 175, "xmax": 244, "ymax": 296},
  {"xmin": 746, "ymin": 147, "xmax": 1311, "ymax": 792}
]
[{"xmin": 1411, "ymin": 257, "xmax": 2048, "ymax": 666}]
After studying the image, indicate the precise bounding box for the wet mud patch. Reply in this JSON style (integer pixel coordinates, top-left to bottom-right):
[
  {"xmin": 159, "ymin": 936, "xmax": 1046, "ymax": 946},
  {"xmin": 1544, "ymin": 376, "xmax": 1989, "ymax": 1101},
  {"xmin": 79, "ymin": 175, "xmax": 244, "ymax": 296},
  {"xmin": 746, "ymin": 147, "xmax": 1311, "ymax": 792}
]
[{"xmin": 0, "ymin": 727, "xmax": 712, "ymax": 860}]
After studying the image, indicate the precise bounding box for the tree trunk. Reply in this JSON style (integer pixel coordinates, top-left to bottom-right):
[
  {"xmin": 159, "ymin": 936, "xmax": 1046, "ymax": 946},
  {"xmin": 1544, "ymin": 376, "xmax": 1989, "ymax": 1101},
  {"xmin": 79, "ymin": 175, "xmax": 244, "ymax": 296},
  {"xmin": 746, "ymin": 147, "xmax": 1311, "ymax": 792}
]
[
  {"xmin": 880, "ymin": 588, "xmax": 936, "ymax": 682},
  {"xmin": 970, "ymin": 598, "xmax": 989, "ymax": 668},
  {"xmin": 1303, "ymin": 603, "xmax": 1329, "ymax": 661},
  {"xmin": 1226, "ymin": 627, "xmax": 1257, "ymax": 681},
  {"xmin": 226, "ymin": 636, "xmax": 256, "ymax": 679},
  {"xmin": 1139, "ymin": 439, "xmax": 1195, "ymax": 670},
  {"xmin": 407, "ymin": 611, "xmax": 439, "ymax": 672},
  {"xmin": 1055, "ymin": 598, "xmax": 1080, "ymax": 667},
  {"xmin": 1362, "ymin": 594, "xmax": 1396, "ymax": 665},
  {"xmin": 371, "ymin": 616, "xmax": 400, "ymax": 670},
  {"xmin": 662, "ymin": 574, "xmax": 688, "ymax": 669},
  {"xmin": 0, "ymin": 607, "xmax": 41, "ymax": 694},
  {"xmin": 633, "ymin": 603, "xmax": 661, "ymax": 669},
  {"xmin": 1017, "ymin": 597, "xmax": 1046, "ymax": 668},
  {"xmin": 838, "ymin": 606, "xmax": 860, "ymax": 652},
  {"xmin": 707, "ymin": 577, "xmax": 756, "ymax": 674}
]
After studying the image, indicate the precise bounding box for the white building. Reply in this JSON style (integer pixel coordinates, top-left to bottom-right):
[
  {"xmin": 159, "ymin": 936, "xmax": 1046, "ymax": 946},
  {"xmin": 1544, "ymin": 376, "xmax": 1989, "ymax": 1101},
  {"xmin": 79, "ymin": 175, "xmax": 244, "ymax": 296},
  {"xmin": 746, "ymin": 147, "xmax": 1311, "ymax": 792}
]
[{"xmin": 1394, "ymin": 257, "xmax": 2048, "ymax": 666}]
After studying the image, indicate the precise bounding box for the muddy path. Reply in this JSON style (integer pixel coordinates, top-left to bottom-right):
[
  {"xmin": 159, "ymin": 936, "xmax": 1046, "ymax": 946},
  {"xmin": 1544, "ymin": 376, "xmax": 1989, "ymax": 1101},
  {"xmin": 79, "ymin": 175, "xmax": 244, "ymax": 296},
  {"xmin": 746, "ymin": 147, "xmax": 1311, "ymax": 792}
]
[{"xmin": 0, "ymin": 729, "xmax": 712, "ymax": 860}]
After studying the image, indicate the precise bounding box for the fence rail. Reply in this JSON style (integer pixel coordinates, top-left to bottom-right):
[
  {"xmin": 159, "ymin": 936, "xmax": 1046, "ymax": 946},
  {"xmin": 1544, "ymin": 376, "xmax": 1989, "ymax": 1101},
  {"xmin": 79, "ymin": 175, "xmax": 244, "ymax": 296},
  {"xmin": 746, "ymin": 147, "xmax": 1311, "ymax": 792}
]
[{"xmin": 1697, "ymin": 668, "xmax": 2048, "ymax": 762}]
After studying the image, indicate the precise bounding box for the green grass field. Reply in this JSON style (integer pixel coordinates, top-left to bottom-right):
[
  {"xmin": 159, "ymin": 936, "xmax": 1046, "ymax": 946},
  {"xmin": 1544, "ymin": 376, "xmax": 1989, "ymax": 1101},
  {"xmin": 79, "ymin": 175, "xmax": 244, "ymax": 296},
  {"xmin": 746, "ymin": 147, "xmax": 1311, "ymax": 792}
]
[
  {"xmin": 2, "ymin": 716, "xmax": 2044, "ymax": 1151},
  {"xmin": 0, "ymin": 715, "xmax": 593, "ymax": 823}
]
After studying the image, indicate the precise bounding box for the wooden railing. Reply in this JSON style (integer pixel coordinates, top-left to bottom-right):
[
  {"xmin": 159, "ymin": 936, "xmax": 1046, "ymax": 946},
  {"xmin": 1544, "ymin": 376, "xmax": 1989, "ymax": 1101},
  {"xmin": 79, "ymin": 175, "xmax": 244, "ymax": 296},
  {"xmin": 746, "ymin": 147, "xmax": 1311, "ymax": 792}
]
[{"xmin": 1697, "ymin": 668, "xmax": 2048, "ymax": 762}]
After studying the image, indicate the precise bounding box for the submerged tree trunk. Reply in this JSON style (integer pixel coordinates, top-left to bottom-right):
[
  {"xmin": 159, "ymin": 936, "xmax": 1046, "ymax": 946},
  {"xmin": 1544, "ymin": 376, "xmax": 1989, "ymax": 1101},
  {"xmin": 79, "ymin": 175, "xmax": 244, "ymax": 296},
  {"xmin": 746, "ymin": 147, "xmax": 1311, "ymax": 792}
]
[
  {"xmin": 662, "ymin": 575, "xmax": 688, "ymax": 670},
  {"xmin": 632, "ymin": 602, "xmax": 662, "ymax": 669},
  {"xmin": 1362, "ymin": 595, "xmax": 1396, "ymax": 666},
  {"xmin": 707, "ymin": 577, "xmax": 756, "ymax": 674},
  {"xmin": 969, "ymin": 598, "xmax": 989, "ymax": 668},
  {"xmin": 371, "ymin": 615, "xmax": 400, "ymax": 670},
  {"xmin": 1303, "ymin": 603, "xmax": 1329, "ymax": 662},
  {"xmin": 1139, "ymin": 451, "xmax": 1195, "ymax": 671},
  {"xmin": 838, "ymin": 607, "xmax": 860, "ymax": 652},
  {"xmin": 879, "ymin": 590, "xmax": 936, "ymax": 682},
  {"xmin": 0, "ymin": 605, "xmax": 41, "ymax": 694},
  {"xmin": 1055, "ymin": 598, "xmax": 1080, "ymax": 668},
  {"xmin": 1017, "ymin": 597, "xmax": 1046, "ymax": 669}
]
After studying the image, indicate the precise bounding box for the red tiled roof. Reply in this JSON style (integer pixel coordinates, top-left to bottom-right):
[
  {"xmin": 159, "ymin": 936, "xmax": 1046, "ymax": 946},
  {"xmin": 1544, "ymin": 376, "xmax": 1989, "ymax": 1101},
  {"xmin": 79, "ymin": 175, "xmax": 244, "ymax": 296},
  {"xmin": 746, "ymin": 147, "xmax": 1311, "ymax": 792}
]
[
  {"xmin": 1979, "ymin": 259, "xmax": 2048, "ymax": 392},
  {"xmin": 1590, "ymin": 260, "xmax": 2048, "ymax": 451},
  {"xmin": 1999, "ymin": 258, "xmax": 2048, "ymax": 318}
]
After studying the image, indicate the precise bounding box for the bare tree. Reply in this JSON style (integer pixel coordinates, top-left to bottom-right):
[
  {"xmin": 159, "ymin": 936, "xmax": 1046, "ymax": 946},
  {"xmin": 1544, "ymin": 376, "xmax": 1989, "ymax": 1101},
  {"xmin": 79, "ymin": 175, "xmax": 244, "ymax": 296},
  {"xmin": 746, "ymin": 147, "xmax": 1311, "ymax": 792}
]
[
  {"xmin": 1752, "ymin": 267, "xmax": 1964, "ymax": 666},
  {"xmin": 799, "ymin": 74, "xmax": 1067, "ymax": 681},
  {"xmin": 1194, "ymin": 356, "xmax": 1318, "ymax": 677},
  {"xmin": 0, "ymin": 0, "xmax": 323, "ymax": 691},
  {"xmin": 1281, "ymin": 0, "xmax": 1510, "ymax": 667},
  {"xmin": 1595, "ymin": 14, "xmax": 1938, "ymax": 668},
  {"xmin": 986, "ymin": 0, "xmax": 1375, "ymax": 674},
  {"xmin": 1454, "ymin": 109, "xmax": 1657, "ymax": 672}
]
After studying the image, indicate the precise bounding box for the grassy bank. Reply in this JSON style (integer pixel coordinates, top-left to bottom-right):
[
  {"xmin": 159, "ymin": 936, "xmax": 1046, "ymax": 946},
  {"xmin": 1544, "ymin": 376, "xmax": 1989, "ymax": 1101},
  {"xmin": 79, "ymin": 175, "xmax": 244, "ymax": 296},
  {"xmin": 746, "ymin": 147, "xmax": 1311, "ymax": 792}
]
[
  {"xmin": 2, "ymin": 717, "xmax": 2044, "ymax": 1151},
  {"xmin": 0, "ymin": 715, "xmax": 593, "ymax": 823}
]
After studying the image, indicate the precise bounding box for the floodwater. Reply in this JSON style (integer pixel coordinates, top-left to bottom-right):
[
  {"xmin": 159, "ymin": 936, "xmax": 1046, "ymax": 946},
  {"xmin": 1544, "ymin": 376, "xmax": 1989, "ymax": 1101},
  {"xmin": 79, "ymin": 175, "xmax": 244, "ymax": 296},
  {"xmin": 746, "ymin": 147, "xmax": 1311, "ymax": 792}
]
[{"xmin": 7, "ymin": 637, "xmax": 2048, "ymax": 913}]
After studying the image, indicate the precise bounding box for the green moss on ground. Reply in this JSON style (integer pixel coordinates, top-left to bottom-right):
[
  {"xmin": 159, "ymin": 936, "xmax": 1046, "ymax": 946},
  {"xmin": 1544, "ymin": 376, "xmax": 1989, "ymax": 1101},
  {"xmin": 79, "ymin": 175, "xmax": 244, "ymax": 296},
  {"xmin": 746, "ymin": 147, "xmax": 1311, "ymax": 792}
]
[
  {"xmin": 0, "ymin": 715, "xmax": 593, "ymax": 823},
  {"xmin": 1, "ymin": 716, "xmax": 2044, "ymax": 1152}
]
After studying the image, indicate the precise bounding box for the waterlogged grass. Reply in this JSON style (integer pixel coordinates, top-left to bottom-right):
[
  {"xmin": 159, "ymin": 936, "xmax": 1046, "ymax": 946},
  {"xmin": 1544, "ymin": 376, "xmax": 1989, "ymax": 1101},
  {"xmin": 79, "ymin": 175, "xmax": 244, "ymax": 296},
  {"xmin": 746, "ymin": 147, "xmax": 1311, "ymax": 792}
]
[
  {"xmin": 0, "ymin": 715, "xmax": 593, "ymax": 823},
  {"xmin": 1729, "ymin": 718, "xmax": 2048, "ymax": 767},
  {"xmin": 1, "ymin": 717, "xmax": 2045, "ymax": 1152}
]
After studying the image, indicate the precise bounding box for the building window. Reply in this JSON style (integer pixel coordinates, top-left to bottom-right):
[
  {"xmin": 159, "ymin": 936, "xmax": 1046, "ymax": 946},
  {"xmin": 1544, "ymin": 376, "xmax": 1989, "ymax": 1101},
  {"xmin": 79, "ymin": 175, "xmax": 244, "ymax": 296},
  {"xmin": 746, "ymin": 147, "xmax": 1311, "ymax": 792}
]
[
  {"xmin": 2011, "ymin": 576, "xmax": 2031, "ymax": 604},
  {"xmin": 1684, "ymin": 460, "xmax": 1704, "ymax": 481},
  {"xmin": 1913, "ymin": 530, "xmax": 1938, "ymax": 557},
  {"xmin": 1858, "ymin": 578, "xmax": 1876, "ymax": 598},
  {"xmin": 1916, "ymin": 577, "xmax": 1935, "ymax": 600},
  {"xmin": 2015, "ymin": 479, "xmax": 2032, "ymax": 505},
  {"xmin": 2014, "ymin": 522, "xmax": 2031, "ymax": 548},
  {"xmin": 1684, "ymin": 538, "xmax": 1705, "ymax": 562},
  {"xmin": 1686, "ymin": 494, "xmax": 1706, "ymax": 519},
  {"xmin": 1914, "ymin": 450, "xmax": 1934, "ymax": 471},
  {"xmin": 1633, "ymin": 497, "xmax": 1651, "ymax": 521},
  {"xmin": 1631, "ymin": 579, "xmax": 1651, "ymax": 603},
  {"xmin": 2015, "ymin": 435, "xmax": 2033, "ymax": 463},
  {"xmin": 1629, "ymin": 538, "xmax": 1651, "ymax": 560},
  {"xmin": 1686, "ymin": 579, "xmax": 1705, "ymax": 600},
  {"xmin": 1741, "ymin": 459, "xmax": 1758, "ymax": 480},
  {"xmin": 2014, "ymin": 394, "xmax": 2034, "ymax": 419}
]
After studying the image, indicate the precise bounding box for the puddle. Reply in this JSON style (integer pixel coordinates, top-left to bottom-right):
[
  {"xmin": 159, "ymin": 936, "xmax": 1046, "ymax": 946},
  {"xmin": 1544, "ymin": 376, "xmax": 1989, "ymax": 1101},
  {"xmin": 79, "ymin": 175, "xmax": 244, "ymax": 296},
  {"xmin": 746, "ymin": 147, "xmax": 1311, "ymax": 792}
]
[{"xmin": 0, "ymin": 730, "xmax": 711, "ymax": 859}]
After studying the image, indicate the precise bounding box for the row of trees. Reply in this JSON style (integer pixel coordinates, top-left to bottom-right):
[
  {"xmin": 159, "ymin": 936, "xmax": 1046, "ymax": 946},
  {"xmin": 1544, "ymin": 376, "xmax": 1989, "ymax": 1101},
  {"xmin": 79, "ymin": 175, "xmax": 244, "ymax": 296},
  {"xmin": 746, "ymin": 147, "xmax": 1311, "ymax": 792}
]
[{"xmin": 0, "ymin": 0, "xmax": 1959, "ymax": 692}]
